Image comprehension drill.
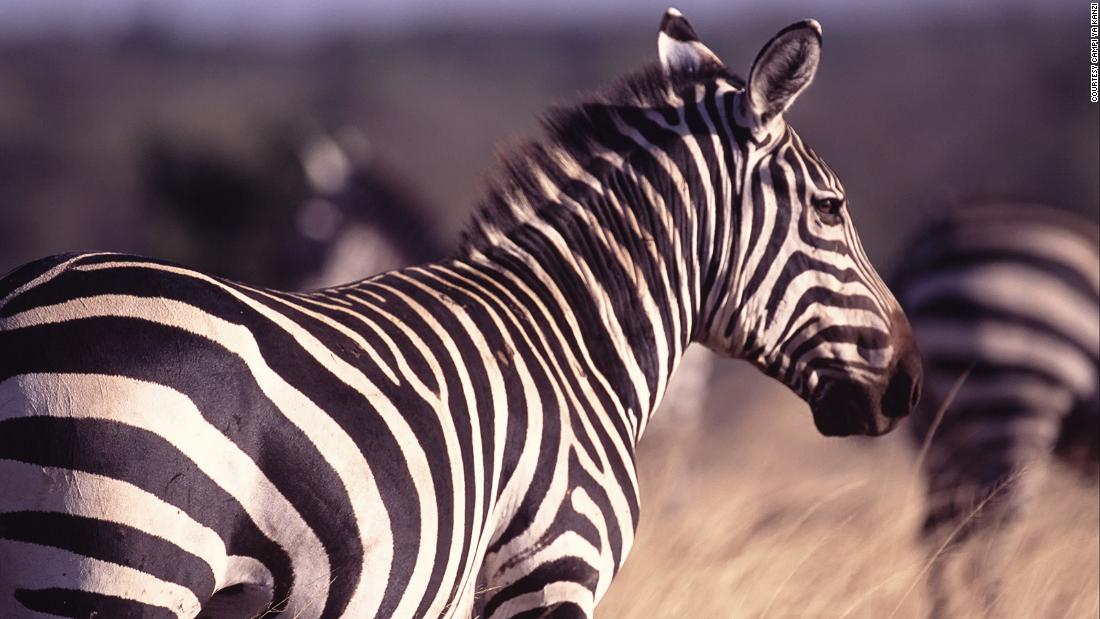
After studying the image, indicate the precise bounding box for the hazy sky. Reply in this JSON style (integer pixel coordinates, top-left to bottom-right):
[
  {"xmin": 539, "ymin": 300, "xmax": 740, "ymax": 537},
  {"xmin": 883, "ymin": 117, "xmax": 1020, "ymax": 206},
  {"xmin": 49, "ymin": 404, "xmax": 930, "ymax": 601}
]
[{"xmin": 0, "ymin": 0, "xmax": 1075, "ymax": 41}]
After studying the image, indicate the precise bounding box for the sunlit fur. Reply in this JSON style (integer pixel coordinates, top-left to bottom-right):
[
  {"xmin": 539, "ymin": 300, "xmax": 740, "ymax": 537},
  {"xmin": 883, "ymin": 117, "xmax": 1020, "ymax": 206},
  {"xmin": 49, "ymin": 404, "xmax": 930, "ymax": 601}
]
[{"xmin": 0, "ymin": 15, "xmax": 912, "ymax": 619}]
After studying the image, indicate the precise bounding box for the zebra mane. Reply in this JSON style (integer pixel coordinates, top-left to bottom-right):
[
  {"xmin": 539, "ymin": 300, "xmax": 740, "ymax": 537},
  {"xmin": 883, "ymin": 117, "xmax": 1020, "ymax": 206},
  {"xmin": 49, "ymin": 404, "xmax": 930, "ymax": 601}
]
[{"xmin": 460, "ymin": 62, "xmax": 742, "ymax": 252}]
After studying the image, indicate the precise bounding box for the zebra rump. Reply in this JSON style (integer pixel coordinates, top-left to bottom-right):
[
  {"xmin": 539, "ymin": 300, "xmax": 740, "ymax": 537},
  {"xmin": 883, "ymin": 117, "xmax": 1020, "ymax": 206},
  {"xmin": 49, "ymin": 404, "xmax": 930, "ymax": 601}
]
[{"xmin": 894, "ymin": 203, "xmax": 1099, "ymax": 540}]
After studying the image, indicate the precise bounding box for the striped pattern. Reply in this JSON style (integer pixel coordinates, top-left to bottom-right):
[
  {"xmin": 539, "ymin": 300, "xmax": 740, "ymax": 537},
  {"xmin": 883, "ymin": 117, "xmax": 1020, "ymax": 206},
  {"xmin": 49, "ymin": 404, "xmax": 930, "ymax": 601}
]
[
  {"xmin": 0, "ymin": 12, "xmax": 919, "ymax": 619},
  {"xmin": 896, "ymin": 204, "xmax": 1099, "ymax": 556},
  {"xmin": 894, "ymin": 203, "xmax": 1098, "ymax": 616},
  {"xmin": 300, "ymin": 133, "xmax": 714, "ymax": 440},
  {"xmin": 895, "ymin": 204, "xmax": 1099, "ymax": 541}
]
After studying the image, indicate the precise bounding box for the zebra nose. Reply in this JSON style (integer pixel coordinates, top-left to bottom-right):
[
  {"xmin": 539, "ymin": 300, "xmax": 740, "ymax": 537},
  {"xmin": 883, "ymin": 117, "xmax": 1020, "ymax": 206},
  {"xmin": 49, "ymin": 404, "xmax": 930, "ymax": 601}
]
[{"xmin": 882, "ymin": 358, "xmax": 921, "ymax": 419}]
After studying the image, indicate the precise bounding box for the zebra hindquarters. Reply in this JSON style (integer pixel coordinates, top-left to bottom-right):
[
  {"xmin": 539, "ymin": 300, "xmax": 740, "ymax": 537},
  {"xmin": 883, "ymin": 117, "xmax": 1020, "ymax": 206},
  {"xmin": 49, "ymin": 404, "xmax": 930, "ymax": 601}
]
[{"xmin": 0, "ymin": 373, "xmax": 276, "ymax": 619}]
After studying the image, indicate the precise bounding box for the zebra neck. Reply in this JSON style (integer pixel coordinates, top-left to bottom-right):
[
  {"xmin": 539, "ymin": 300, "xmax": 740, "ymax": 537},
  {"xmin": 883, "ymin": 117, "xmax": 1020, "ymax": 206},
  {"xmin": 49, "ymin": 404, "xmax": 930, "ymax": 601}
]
[
  {"xmin": 464, "ymin": 158, "xmax": 722, "ymax": 443},
  {"xmin": 456, "ymin": 81, "xmax": 754, "ymax": 441}
]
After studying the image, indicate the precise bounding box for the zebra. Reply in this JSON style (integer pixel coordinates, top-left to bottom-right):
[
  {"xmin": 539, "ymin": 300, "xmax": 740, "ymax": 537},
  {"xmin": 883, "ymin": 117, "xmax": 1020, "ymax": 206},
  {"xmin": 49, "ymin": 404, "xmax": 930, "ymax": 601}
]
[
  {"xmin": 141, "ymin": 127, "xmax": 448, "ymax": 292},
  {"xmin": 892, "ymin": 203, "xmax": 1099, "ymax": 615},
  {"xmin": 231, "ymin": 133, "xmax": 459, "ymax": 617},
  {"xmin": 0, "ymin": 10, "xmax": 921, "ymax": 619},
  {"xmin": 291, "ymin": 130, "xmax": 450, "ymax": 290}
]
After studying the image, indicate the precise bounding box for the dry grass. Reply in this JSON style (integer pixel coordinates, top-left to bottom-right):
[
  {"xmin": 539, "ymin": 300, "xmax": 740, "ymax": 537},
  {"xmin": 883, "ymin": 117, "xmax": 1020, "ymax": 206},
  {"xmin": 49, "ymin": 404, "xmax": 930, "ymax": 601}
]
[{"xmin": 599, "ymin": 364, "xmax": 1099, "ymax": 618}]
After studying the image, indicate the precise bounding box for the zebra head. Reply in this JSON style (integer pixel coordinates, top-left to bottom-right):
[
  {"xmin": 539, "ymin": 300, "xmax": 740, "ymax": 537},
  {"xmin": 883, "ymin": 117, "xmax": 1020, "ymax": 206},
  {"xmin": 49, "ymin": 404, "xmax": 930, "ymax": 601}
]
[{"xmin": 659, "ymin": 11, "xmax": 921, "ymax": 436}]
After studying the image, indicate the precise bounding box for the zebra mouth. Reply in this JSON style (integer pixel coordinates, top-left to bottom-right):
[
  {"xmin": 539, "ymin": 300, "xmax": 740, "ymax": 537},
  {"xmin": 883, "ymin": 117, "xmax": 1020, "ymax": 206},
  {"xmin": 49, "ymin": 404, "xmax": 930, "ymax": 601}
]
[{"xmin": 810, "ymin": 380, "xmax": 899, "ymax": 437}]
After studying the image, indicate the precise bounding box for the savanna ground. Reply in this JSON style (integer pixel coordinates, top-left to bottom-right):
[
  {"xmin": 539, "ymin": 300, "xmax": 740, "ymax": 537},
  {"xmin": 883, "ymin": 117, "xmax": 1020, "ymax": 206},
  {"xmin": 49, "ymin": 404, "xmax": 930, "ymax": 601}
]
[{"xmin": 599, "ymin": 361, "xmax": 1100, "ymax": 618}]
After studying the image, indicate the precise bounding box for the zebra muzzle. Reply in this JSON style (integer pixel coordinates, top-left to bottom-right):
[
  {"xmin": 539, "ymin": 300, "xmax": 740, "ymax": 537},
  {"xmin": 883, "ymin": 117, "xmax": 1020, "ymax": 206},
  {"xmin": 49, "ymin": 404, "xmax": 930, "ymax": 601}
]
[
  {"xmin": 810, "ymin": 380, "xmax": 890, "ymax": 437},
  {"xmin": 810, "ymin": 357, "xmax": 920, "ymax": 438}
]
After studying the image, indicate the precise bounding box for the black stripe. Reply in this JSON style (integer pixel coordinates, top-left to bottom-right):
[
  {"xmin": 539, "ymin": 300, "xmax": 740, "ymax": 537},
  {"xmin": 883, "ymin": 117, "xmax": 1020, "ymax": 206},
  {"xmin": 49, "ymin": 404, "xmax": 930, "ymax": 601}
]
[
  {"xmin": 500, "ymin": 223, "xmax": 644, "ymax": 436},
  {"xmin": 437, "ymin": 265, "xmax": 533, "ymax": 480},
  {"xmin": 481, "ymin": 556, "xmax": 597, "ymax": 619},
  {"xmin": 509, "ymin": 601, "xmax": 588, "ymax": 619},
  {"xmin": 566, "ymin": 450, "xmax": 611, "ymax": 552},
  {"xmin": 0, "ymin": 260, "xmax": 237, "ymax": 320},
  {"xmin": 234, "ymin": 287, "xmax": 416, "ymax": 389},
  {"xmin": 775, "ymin": 288, "xmax": 881, "ymax": 351},
  {"xmin": 343, "ymin": 289, "xmax": 443, "ymax": 394},
  {"xmin": 14, "ymin": 587, "xmax": 178, "ymax": 619},
  {"xmin": 764, "ymin": 252, "xmax": 868, "ymax": 324},
  {"xmin": 0, "ymin": 511, "xmax": 214, "ymax": 602},
  {"xmin": 0, "ymin": 253, "xmax": 85, "ymax": 303},
  {"xmin": 898, "ymin": 248, "xmax": 1097, "ymax": 302},
  {"xmin": 908, "ymin": 297, "xmax": 1097, "ymax": 364},
  {"xmin": 921, "ymin": 357, "xmax": 1070, "ymax": 392},
  {"xmin": 793, "ymin": 133, "xmax": 829, "ymax": 190},
  {"xmin": 742, "ymin": 145, "xmax": 796, "ymax": 308},
  {"xmin": 376, "ymin": 272, "xmax": 484, "ymax": 614},
  {"xmin": 0, "ymin": 415, "xmax": 293, "ymax": 611},
  {"xmin": 659, "ymin": 12, "xmax": 700, "ymax": 42},
  {"xmin": 786, "ymin": 325, "xmax": 890, "ymax": 372},
  {"xmin": 700, "ymin": 86, "xmax": 736, "ymax": 316},
  {"xmin": 481, "ymin": 230, "xmax": 639, "ymax": 551}
]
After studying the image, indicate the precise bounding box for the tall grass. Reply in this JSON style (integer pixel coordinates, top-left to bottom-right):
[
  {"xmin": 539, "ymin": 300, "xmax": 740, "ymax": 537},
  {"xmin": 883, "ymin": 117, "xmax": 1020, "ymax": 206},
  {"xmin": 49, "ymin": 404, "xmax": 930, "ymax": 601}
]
[{"xmin": 599, "ymin": 364, "xmax": 1099, "ymax": 618}]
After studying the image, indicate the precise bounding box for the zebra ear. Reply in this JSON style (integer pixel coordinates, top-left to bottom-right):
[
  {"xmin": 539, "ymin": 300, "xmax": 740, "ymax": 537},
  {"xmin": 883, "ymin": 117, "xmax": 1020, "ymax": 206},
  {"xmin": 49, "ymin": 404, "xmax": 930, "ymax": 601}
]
[
  {"xmin": 745, "ymin": 20, "xmax": 822, "ymax": 123},
  {"xmin": 658, "ymin": 8, "xmax": 724, "ymax": 77}
]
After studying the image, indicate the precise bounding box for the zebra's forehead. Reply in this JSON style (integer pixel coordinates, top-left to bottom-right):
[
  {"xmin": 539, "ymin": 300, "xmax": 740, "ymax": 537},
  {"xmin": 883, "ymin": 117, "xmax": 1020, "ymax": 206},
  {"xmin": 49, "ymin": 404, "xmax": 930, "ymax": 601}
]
[{"xmin": 777, "ymin": 128, "xmax": 843, "ymax": 192}]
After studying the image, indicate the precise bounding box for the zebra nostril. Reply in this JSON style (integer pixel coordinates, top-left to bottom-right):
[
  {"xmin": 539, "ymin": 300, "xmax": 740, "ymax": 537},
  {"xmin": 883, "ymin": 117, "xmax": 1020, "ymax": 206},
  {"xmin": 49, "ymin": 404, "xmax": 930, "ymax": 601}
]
[{"xmin": 882, "ymin": 368, "xmax": 916, "ymax": 419}]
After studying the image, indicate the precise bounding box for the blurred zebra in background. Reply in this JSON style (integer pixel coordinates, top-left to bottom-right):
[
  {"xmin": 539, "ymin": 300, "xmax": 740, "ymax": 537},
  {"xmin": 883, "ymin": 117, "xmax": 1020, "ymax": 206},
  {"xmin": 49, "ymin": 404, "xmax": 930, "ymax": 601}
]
[
  {"xmin": 647, "ymin": 346, "xmax": 714, "ymax": 433},
  {"xmin": 0, "ymin": 12, "xmax": 921, "ymax": 618},
  {"xmin": 893, "ymin": 203, "xmax": 1099, "ymax": 615},
  {"xmin": 290, "ymin": 130, "xmax": 450, "ymax": 289},
  {"xmin": 142, "ymin": 126, "xmax": 450, "ymax": 291}
]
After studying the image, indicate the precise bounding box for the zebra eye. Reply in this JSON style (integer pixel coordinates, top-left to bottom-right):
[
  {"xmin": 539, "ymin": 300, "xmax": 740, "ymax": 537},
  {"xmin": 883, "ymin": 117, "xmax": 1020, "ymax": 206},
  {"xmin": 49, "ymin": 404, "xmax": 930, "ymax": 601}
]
[{"xmin": 811, "ymin": 196, "xmax": 844, "ymax": 223}]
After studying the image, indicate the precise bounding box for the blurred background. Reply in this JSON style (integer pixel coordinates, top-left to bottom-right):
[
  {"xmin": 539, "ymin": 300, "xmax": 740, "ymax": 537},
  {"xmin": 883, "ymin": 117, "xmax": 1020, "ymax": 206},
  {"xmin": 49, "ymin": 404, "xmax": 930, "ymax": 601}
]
[
  {"xmin": 0, "ymin": 0, "xmax": 1096, "ymax": 616},
  {"xmin": 0, "ymin": 0, "xmax": 1096, "ymax": 276}
]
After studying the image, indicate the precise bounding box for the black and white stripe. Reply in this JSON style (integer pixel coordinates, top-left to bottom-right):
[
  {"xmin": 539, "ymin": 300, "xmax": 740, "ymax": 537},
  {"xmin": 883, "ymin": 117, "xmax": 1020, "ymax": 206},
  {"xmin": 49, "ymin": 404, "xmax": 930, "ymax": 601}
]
[
  {"xmin": 0, "ymin": 11, "xmax": 920, "ymax": 618},
  {"xmin": 298, "ymin": 134, "xmax": 714, "ymax": 440},
  {"xmin": 895, "ymin": 203, "xmax": 1099, "ymax": 540}
]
